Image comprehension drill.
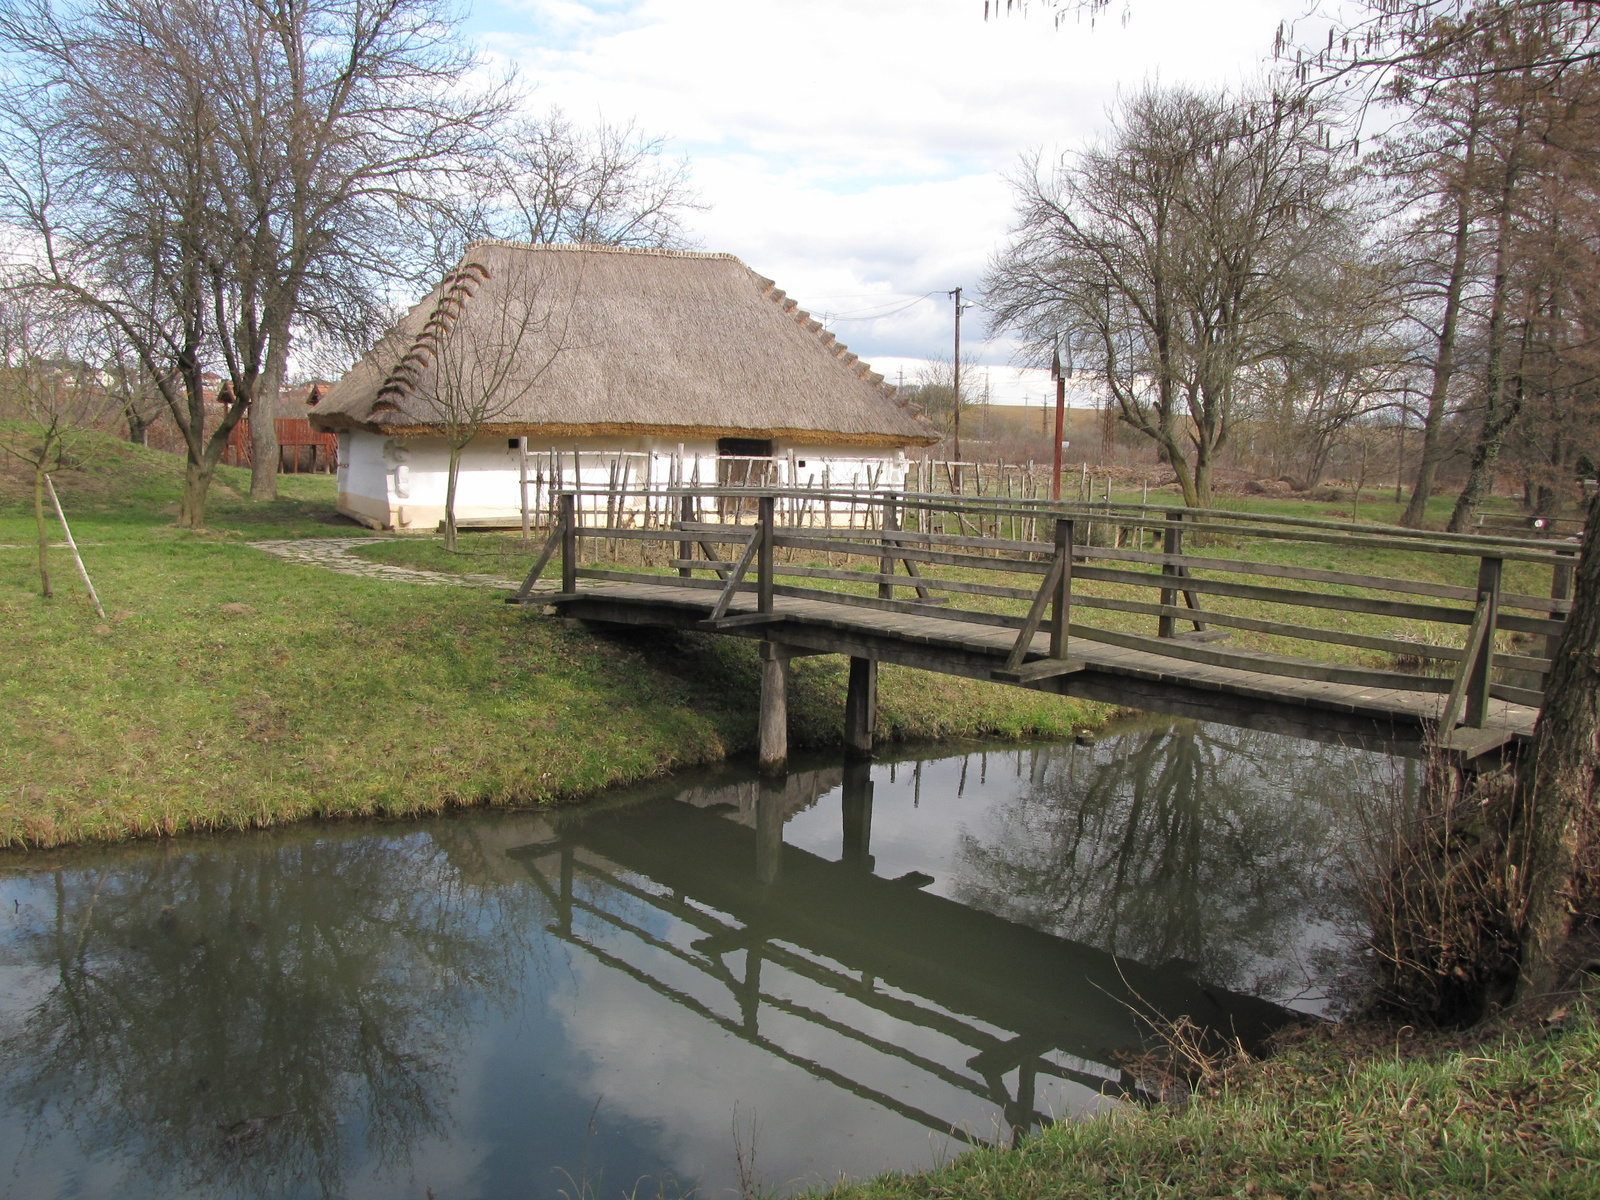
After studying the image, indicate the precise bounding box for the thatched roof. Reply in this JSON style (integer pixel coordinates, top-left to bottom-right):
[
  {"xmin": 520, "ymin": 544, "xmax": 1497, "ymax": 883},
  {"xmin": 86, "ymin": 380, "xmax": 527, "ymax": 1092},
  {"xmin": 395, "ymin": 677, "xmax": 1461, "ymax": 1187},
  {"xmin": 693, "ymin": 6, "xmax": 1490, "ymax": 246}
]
[{"xmin": 310, "ymin": 241, "xmax": 938, "ymax": 447}]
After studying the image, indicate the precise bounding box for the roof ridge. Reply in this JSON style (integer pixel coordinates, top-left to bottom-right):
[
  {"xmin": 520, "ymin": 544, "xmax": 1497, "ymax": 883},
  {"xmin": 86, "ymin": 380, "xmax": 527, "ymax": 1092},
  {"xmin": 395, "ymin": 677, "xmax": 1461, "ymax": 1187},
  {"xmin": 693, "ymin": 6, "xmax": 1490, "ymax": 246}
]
[
  {"xmin": 756, "ymin": 279, "xmax": 923, "ymax": 415},
  {"xmin": 463, "ymin": 238, "xmax": 741, "ymax": 263},
  {"xmin": 374, "ymin": 260, "xmax": 489, "ymax": 407}
]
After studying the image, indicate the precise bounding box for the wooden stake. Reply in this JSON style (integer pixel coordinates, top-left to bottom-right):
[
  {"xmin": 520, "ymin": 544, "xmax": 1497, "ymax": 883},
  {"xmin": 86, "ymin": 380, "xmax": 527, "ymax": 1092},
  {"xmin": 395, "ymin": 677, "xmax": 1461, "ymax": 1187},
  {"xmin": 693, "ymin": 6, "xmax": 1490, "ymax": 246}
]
[{"xmin": 45, "ymin": 474, "xmax": 105, "ymax": 619}]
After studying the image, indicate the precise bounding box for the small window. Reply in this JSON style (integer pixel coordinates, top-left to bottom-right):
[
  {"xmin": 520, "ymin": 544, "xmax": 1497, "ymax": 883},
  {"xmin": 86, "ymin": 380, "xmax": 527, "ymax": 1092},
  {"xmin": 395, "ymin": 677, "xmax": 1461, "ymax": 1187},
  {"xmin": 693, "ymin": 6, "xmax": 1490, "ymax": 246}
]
[
  {"xmin": 507, "ymin": 438, "xmax": 520, "ymax": 450},
  {"xmin": 797, "ymin": 460, "xmax": 807, "ymax": 468}
]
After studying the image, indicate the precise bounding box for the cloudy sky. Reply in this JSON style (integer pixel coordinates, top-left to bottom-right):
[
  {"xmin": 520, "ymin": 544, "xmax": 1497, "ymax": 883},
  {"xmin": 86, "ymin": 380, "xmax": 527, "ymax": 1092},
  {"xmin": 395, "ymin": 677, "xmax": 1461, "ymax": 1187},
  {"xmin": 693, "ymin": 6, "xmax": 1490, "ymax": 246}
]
[{"xmin": 468, "ymin": 0, "xmax": 1314, "ymax": 404}]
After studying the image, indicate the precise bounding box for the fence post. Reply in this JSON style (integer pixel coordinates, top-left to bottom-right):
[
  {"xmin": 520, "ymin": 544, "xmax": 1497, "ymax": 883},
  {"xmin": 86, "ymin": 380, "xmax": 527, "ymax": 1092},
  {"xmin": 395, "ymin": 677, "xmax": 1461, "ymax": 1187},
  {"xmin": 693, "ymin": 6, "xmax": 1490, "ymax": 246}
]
[
  {"xmin": 1050, "ymin": 518, "xmax": 1073, "ymax": 660},
  {"xmin": 518, "ymin": 436, "xmax": 531, "ymax": 545},
  {"xmin": 678, "ymin": 494, "xmax": 695, "ymax": 579},
  {"xmin": 561, "ymin": 492, "xmax": 577, "ymax": 596},
  {"xmin": 758, "ymin": 494, "xmax": 775, "ymax": 615},
  {"xmin": 1159, "ymin": 511, "xmax": 1183, "ymax": 638},
  {"xmin": 1466, "ymin": 555, "xmax": 1502, "ymax": 728},
  {"xmin": 1547, "ymin": 548, "xmax": 1576, "ymax": 662},
  {"xmin": 879, "ymin": 492, "xmax": 899, "ymax": 600}
]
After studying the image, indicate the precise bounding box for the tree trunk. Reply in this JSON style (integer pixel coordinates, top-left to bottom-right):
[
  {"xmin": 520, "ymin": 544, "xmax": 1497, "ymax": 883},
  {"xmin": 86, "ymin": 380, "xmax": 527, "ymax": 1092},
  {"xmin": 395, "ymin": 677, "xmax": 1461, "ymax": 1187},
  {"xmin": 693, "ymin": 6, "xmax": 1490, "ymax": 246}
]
[
  {"xmin": 1448, "ymin": 149, "xmax": 1524, "ymax": 534},
  {"xmin": 444, "ymin": 443, "xmax": 464, "ymax": 551},
  {"xmin": 125, "ymin": 408, "xmax": 155, "ymax": 446},
  {"xmin": 1402, "ymin": 188, "xmax": 1473, "ymax": 529},
  {"xmin": 33, "ymin": 464, "xmax": 52, "ymax": 599},
  {"xmin": 180, "ymin": 459, "xmax": 215, "ymax": 529},
  {"xmin": 1512, "ymin": 488, "xmax": 1600, "ymax": 1000},
  {"xmin": 250, "ymin": 334, "xmax": 288, "ymax": 501}
]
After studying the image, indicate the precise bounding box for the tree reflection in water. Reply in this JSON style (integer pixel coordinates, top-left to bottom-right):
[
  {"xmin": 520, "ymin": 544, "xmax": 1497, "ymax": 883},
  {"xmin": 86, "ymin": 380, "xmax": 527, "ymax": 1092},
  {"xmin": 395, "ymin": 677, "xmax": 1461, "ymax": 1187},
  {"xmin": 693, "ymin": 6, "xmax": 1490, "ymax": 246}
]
[
  {"xmin": 0, "ymin": 822, "xmax": 551, "ymax": 1199},
  {"xmin": 951, "ymin": 719, "xmax": 1388, "ymax": 1005}
]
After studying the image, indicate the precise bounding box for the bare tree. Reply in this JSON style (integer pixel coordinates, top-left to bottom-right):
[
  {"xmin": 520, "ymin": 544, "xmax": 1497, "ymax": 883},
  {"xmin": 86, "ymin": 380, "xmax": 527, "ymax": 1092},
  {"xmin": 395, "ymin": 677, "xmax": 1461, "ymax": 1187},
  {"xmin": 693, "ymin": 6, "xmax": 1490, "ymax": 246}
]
[
  {"xmin": 0, "ymin": 295, "xmax": 119, "ymax": 597},
  {"xmin": 405, "ymin": 258, "xmax": 571, "ymax": 550},
  {"xmin": 479, "ymin": 109, "xmax": 702, "ymax": 251},
  {"xmin": 987, "ymin": 83, "xmax": 1356, "ymax": 508},
  {"xmin": 0, "ymin": 0, "xmax": 509, "ymax": 519}
]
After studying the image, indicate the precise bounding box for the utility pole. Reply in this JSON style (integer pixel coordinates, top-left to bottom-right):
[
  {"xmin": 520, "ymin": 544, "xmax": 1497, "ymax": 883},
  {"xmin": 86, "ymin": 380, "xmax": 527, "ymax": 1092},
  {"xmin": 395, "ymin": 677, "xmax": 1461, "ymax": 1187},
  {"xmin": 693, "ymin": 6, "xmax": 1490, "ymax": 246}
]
[
  {"xmin": 948, "ymin": 287, "xmax": 964, "ymax": 468},
  {"xmin": 1051, "ymin": 340, "xmax": 1067, "ymax": 501}
]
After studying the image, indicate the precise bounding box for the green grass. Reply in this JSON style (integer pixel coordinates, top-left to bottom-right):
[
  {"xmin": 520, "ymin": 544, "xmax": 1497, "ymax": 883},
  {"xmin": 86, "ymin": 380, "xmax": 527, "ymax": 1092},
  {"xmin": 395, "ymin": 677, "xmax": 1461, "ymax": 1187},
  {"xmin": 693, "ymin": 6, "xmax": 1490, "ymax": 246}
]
[
  {"xmin": 824, "ymin": 996, "xmax": 1600, "ymax": 1200},
  {"xmin": 0, "ymin": 435, "xmax": 1104, "ymax": 848}
]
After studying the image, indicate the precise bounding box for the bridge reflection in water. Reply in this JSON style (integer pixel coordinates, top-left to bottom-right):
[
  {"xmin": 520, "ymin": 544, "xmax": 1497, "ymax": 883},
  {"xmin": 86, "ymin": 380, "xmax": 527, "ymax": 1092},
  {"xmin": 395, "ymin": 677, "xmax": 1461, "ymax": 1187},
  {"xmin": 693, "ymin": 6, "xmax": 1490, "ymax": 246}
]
[{"xmin": 512, "ymin": 755, "xmax": 1301, "ymax": 1148}]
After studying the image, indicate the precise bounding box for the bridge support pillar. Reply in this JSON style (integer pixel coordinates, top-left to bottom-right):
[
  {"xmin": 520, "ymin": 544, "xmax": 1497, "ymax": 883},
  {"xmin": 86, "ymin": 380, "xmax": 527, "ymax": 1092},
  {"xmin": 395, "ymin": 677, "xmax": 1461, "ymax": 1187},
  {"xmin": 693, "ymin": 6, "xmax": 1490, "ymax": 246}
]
[
  {"xmin": 759, "ymin": 642, "xmax": 789, "ymax": 772},
  {"xmin": 844, "ymin": 656, "xmax": 877, "ymax": 756}
]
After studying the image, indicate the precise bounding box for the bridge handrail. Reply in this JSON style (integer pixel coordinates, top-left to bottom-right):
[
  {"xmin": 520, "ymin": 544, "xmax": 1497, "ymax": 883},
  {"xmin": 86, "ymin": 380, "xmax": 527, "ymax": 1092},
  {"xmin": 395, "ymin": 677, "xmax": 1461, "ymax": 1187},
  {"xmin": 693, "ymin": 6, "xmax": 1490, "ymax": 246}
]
[
  {"xmin": 546, "ymin": 483, "xmax": 1580, "ymax": 563},
  {"xmin": 516, "ymin": 486, "xmax": 1573, "ymax": 728}
]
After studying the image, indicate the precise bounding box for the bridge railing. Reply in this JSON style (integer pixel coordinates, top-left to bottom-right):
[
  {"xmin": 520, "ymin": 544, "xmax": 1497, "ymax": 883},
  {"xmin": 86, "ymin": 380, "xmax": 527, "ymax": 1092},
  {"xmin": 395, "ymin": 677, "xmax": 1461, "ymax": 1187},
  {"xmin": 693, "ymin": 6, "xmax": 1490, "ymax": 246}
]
[{"xmin": 512, "ymin": 487, "xmax": 1580, "ymax": 730}]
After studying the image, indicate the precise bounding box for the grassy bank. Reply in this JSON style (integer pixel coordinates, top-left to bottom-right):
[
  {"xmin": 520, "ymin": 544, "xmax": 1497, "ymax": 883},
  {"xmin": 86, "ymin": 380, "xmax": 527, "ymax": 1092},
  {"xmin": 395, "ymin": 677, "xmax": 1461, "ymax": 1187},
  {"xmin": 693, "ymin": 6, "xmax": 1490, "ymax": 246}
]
[
  {"xmin": 825, "ymin": 996, "xmax": 1600, "ymax": 1200},
  {"xmin": 0, "ymin": 437, "xmax": 1104, "ymax": 848}
]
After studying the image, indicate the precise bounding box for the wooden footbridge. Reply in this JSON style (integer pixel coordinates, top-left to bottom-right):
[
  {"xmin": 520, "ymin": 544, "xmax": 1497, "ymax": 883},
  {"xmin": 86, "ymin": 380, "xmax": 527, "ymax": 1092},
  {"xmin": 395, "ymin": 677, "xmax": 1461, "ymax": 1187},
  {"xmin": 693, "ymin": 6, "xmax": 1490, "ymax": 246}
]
[{"xmin": 507, "ymin": 487, "xmax": 1579, "ymax": 768}]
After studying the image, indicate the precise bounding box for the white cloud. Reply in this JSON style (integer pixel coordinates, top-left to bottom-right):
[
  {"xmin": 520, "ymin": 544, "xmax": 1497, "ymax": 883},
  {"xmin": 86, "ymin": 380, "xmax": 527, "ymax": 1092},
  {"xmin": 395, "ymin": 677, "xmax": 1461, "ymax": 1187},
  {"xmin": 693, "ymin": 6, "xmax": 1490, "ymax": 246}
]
[{"xmin": 472, "ymin": 0, "xmax": 1308, "ymax": 364}]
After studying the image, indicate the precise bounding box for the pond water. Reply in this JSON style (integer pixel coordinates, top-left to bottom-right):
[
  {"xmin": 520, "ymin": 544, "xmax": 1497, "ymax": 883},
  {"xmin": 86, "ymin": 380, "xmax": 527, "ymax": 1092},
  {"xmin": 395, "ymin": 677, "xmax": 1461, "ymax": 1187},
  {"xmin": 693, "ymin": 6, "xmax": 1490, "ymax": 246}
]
[{"xmin": 0, "ymin": 719, "xmax": 1407, "ymax": 1200}]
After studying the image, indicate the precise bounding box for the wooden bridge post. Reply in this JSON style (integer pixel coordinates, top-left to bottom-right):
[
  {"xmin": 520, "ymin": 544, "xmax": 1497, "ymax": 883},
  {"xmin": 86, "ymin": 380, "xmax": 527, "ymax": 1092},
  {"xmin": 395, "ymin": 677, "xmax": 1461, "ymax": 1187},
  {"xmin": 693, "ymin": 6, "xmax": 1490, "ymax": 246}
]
[
  {"xmin": 845, "ymin": 656, "xmax": 878, "ymax": 756},
  {"xmin": 560, "ymin": 492, "xmax": 577, "ymax": 595},
  {"xmin": 678, "ymin": 494, "xmax": 695, "ymax": 579},
  {"xmin": 759, "ymin": 641, "xmax": 788, "ymax": 772},
  {"xmin": 1466, "ymin": 556, "xmax": 1502, "ymax": 728},
  {"xmin": 1050, "ymin": 518, "xmax": 1074, "ymax": 660},
  {"xmin": 1547, "ymin": 549, "xmax": 1576, "ymax": 661},
  {"xmin": 758, "ymin": 495, "xmax": 776, "ymax": 615},
  {"xmin": 1159, "ymin": 512, "xmax": 1182, "ymax": 638},
  {"xmin": 879, "ymin": 492, "xmax": 899, "ymax": 599}
]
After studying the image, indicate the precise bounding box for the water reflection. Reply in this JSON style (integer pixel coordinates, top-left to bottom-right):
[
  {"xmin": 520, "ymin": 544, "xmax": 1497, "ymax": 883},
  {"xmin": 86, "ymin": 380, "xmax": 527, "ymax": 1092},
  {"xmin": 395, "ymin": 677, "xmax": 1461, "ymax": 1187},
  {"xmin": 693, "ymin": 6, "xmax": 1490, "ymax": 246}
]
[
  {"xmin": 950, "ymin": 719, "xmax": 1385, "ymax": 1003},
  {"xmin": 0, "ymin": 721, "xmax": 1382, "ymax": 1199}
]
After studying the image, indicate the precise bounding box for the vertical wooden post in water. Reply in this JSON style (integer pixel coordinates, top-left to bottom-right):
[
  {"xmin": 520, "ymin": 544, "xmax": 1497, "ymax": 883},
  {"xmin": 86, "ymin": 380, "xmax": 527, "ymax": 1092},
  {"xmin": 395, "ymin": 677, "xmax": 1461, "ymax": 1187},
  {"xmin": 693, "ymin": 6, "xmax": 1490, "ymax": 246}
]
[
  {"xmin": 758, "ymin": 494, "xmax": 775, "ymax": 615},
  {"xmin": 1466, "ymin": 555, "xmax": 1503, "ymax": 728},
  {"xmin": 759, "ymin": 641, "xmax": 788, "ymax": 773},
  {"xmin": 1159, "ymin": 512, "xmax": 1183, "ymax": 639},
  {"xmin": 1050, "ymin": 518, "xmax": 1073, "ymax": 660},
  {"xmin": 845, "ymin": 656, "xmax": 877, "ymax": 756},
  {"xmin": 560, "ymin": 492, "xmax": 577, "ymax": 596},
  {"xmin": 678, "ymin": 494, "xmax": 695, "ymax": 579}
]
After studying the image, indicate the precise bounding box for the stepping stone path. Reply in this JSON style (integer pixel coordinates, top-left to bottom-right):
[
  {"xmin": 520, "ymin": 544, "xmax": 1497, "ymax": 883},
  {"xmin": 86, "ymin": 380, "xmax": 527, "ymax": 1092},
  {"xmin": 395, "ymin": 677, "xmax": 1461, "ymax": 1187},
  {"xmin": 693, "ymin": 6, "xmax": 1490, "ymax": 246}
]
[{"xmin": 250, "ymin": 537, "xmax": 526, "ymax": 590}]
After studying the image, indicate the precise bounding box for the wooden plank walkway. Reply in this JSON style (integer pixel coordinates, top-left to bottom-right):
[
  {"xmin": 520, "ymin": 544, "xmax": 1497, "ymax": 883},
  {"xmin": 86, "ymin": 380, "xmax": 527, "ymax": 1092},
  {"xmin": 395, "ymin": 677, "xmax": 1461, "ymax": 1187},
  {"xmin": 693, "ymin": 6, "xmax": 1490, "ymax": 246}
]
[{"xmin": 531, "ymin": 576, "xmax": 1539, "ymax": 760}]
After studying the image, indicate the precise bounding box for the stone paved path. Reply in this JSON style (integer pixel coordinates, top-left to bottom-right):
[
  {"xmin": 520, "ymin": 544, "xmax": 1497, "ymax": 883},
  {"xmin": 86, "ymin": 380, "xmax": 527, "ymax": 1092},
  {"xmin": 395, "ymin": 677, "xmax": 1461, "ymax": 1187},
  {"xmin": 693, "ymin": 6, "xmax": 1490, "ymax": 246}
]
[{"xmin": 250, "ymin": 537, "xmax": 530, "ymax": 590}]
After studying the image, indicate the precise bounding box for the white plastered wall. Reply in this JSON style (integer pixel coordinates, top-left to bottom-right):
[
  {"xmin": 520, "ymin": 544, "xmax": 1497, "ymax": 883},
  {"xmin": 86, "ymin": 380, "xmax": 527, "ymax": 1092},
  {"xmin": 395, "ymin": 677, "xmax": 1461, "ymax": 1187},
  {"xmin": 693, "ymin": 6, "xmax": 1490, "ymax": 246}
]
[{"xmin": 333, "ymin": 429, "xmax": 914, "ymax": 531}]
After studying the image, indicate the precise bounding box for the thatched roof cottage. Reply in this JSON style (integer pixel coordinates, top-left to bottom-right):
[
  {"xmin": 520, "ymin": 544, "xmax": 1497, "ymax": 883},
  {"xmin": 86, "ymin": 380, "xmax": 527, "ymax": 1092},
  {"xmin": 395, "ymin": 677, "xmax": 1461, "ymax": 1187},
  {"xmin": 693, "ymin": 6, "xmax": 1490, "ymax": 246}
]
[{"xmin": 311, "ymin": 241, "xmax": 938, "ymax": 531}]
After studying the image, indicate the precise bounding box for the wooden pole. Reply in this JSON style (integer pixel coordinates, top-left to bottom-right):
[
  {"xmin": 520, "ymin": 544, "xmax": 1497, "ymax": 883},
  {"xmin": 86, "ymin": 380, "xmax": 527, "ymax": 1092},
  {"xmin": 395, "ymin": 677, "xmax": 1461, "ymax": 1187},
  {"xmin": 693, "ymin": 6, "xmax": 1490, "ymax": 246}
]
[
  {"xmin": 1050, "ymin": 517, "xmax": 1073, "ymax": 660},
  {"xmin": 950, "ymin": 287, "xmax": 963, "ymax": 462},
  {"xmin": 758, "ymin": 494, "xmax": 775, "ymax": 615},
  {"xmin": 678, "ymin": 494, "xmax": 695, "ymax": 579},
  {"xmin": 518, "ymin": 436, "xmax": 531, "ymax": 544},
  {"xmin": 44, "ymin": 474, "xmax": 105, "ymax": 619},
  {"xmin": 759, "ymin": 641, "xmax": 788, "ymax": 772},
  {"xmin": 560, "ymin": 492, "xmax": 577, "ymax": 595},
  {"xmin": 1051, "ymin": 346, "xmax": 1065, "ymax": 501},
  {"xmin": 845, "ymin": 656, "xmax": 877, "ymax": 756},
  {"xmin": 1465, "ymin": 555, "xmax": 1502, "ymax": 728}
]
